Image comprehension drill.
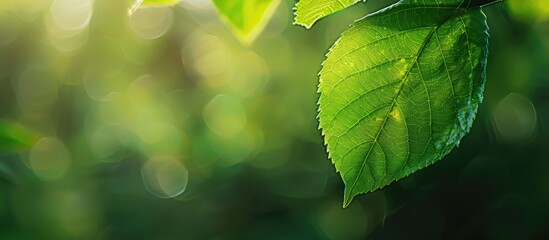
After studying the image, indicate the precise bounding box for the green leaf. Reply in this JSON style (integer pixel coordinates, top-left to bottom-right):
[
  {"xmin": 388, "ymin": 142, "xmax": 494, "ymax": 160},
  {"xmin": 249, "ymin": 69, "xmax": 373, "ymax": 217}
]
[
  {"xmin": 212, "ymin": 0, "xmax": 281, "ymax": 44},
  {"xmin": 0, "ymin": 120, "xmax": 40, "ymax": 153},
  {"xmin": 294, "ymin": 0, "xmax": 366, "ymax": 29},
  {"xmin": 129, "ymin": 0, "xmax": 182, "ymax": 14},
  {"xmin": 318, "ymin": 0, "xmax": 490, "ymax": 207}
]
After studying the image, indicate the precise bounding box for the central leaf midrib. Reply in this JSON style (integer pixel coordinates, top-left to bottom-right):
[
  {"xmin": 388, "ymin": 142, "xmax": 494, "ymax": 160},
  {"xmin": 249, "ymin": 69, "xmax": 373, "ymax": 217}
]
[{"xmin": 344, "ymin": 7, "xmax": 464, "ymax": 200}]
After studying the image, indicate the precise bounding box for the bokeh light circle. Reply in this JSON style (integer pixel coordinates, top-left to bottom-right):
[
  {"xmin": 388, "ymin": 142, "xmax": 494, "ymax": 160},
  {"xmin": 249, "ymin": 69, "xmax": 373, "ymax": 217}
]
[
  {"xmin": 141, "ymin": 157, "xmax": 189, "ymax": 199},
  {"xmin": 30, "ymin": 137, "xmax": 71, "ymax": 181}
]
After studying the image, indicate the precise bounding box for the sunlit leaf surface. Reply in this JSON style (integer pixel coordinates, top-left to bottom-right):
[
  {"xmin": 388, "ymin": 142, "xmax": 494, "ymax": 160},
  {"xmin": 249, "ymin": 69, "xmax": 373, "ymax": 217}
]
[
  {"xmin": 318, "ymin": 0, "xmax": 490, "ymax": 207},
  {"xmin": 212, "ymin": 0, "xmax": 281, "ymax": 44},
  {"xmin": 294, "ymin": 0, "xmax": 365, "ymax": 29}
]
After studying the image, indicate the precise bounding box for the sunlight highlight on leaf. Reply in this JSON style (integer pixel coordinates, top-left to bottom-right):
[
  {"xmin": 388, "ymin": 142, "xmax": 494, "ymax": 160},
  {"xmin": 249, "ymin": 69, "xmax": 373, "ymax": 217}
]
[{"xmin": 129, "ymin": 0, "xmax": 181, "ymax": 15}]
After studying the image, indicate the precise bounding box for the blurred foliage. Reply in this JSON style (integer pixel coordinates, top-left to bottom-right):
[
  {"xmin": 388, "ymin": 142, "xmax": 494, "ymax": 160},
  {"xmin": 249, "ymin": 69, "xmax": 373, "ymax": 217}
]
[
  {"xmin": 141, "ymin": 0, "xmax": 182, "ymax": 6},
  {"xmin": 506, "ymin": 0, "xmax": 549, "ymax": 21},
  {"xmin": 0, "ymin": 0, "xmax": 548, "ymax": 239},
  {"xmin": 0, "ymin": 120, "xmax": 40, "ymax": 153},
  {"xmin": 211, "ymin": 0, "xmax": 281, "ymax": 44}
]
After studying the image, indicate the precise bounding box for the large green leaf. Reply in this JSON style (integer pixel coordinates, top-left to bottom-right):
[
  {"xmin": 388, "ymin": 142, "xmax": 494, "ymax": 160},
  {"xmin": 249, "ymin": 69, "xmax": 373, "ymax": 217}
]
[
  {"xmin": 318, "ymin": 0, "xmax": 490, "ymax": 207},
  {"xmin": 294, "ymin": 0, "xmax": 365, "ymax": 29},
  {"xmin": 212, "ymin": 0, "xmax": 281, "ymax": 44}
]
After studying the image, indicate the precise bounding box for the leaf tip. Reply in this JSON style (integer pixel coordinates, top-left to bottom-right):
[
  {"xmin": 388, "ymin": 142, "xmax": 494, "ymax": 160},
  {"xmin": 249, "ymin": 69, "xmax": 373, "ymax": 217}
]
[
  {"xmin": 213, "ymin": 0, "xmax": 281, "ymax": 45},
  {"xmin": 343, "ymin": 187, "xmax": 358, "ymax": 208}
]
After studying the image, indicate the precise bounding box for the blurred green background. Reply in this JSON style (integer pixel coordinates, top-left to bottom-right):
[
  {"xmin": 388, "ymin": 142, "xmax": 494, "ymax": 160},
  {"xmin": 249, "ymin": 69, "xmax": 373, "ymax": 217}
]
[{"xmin": 0, "ymin": 0, "xmax": 548, "ymax": 239}]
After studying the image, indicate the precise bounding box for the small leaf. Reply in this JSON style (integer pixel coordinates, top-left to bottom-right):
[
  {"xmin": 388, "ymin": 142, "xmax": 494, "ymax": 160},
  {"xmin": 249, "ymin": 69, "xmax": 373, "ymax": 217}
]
[
  {"xmin": 212, "ymin": 0, "xmax": 281, "ymax": 44},
  {"xmin": 294, "ymin": 0, "xmax": 366, "ymax": 29},
  {"xmin": 129, "ymin": 0, "xmax": 181, "ymax": 15},
  {"xmin": 318, "ymin": 0, "xmax": 490, "ymax": 207}
]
